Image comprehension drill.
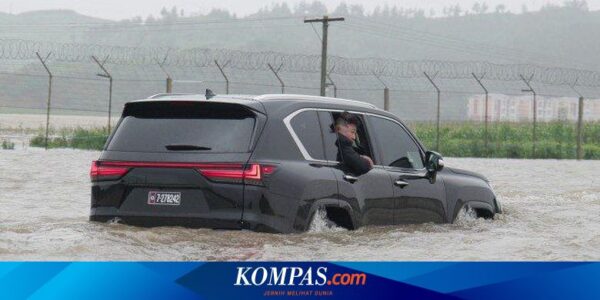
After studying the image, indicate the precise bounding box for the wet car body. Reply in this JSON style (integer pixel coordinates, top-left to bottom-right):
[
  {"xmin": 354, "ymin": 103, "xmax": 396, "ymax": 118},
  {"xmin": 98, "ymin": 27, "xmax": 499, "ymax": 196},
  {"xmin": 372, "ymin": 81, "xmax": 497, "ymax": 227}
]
[{"xmin": 90, "ymin": 93, "xmax": 501, "ymax": 233}]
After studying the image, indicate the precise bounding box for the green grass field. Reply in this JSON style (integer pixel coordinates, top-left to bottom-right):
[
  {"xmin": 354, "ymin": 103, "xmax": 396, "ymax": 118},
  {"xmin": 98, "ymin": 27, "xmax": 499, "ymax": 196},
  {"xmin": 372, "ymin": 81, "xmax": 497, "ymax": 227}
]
[
  {"xmin": 410, "ymin": 122, "xmax": 600, "ymax": 159},
  {"xmin": 29, "ymin": 122, "xmax": 600, "ymax": 159},
  {"xmin": 30, "ymin": 127, "xmax": 109, "ymax": 151}
]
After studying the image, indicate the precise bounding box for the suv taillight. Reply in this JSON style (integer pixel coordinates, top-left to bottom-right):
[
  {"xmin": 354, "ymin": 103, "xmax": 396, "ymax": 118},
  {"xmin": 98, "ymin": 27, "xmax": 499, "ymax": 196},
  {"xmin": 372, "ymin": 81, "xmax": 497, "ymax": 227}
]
[
  {"xmin": 89, "ymin": 161, "xmax": 276, "ymax": 184},
  {"xmin": 198, "ymin": 163, "xmax": 276, "ymax": 185},
  {"xmin": 90, "ymin": 160, "xmax": 130, "ymax": 181}
]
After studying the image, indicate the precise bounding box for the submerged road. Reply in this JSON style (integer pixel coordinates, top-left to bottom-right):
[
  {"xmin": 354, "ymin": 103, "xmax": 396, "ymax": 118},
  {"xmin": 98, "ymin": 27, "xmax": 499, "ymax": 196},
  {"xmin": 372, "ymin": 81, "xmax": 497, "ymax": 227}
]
[{"xmin": 0, "ymin": 148, "xmax": 598, "ymax": 260}]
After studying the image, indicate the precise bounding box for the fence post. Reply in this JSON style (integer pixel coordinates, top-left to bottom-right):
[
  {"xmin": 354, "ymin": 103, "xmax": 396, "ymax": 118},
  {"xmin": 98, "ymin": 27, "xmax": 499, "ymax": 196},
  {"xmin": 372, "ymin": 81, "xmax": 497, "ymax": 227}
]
[
  {"xmin": 325, "ymin": 66, "xmax": 337, "ymax": 97},
  {"xmin": 326, "ymin": 74, "xmax": 337, "ymax": 97},
  {"xmin": 166, "ymin": 77, "xmax": 173, "ymax": 93},
  {"xmin": 267, "ymin": 63, "xmax": 285, "ymax": 94},
  {"xmin": 577, "ymin": 96, "xmax": 584, "ymax": 160},
  {"xmin": 384, "ymin": 88, "xmax": 390, "ymax": 111},
  {"xmin": 373, "ymin": 71, "xmax": 390, "ymax": 111},
  {"xmin": 424, "ymin": 71, "xmax": 441, "ymax": 151},
  {"xmin": 35, "ymin": 52, "xmax": 52, "ymax": 150},
  {"xmin": 214, "ymin": 60, "xmax": 230, "ymax": 94},
  {"xmin": 520, "ymin": 74, "xmax": 537, "ymax": 157},
  {"xmin": 472, "ymin": 73, "xmax": 489, "ymax": 155},
  {"xmin": 92, "ymin": 55, "xmax": 113, "ymax": 133},
  {"xmin": 570, "ymin": 80, "xmax": 585, "ymax": 160},
  {"xmin": 156, "ymin": 53, "xmax": 172, "ymax": 93}
]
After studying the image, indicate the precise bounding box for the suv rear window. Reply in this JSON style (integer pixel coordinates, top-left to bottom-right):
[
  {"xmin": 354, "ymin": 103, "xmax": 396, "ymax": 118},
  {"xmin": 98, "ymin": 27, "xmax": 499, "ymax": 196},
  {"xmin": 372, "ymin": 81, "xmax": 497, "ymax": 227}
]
[{"xmin": 106, "ymin": 102, "xmax": 256, "ymax": 153}]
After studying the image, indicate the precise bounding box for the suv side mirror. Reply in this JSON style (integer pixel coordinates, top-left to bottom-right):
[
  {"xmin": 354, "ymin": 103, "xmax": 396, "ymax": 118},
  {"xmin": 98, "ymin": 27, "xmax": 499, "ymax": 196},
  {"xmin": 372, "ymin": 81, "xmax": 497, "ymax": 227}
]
[{"xmin": 425, "ymin": 151, "xmax": 444, "ymax": 173}]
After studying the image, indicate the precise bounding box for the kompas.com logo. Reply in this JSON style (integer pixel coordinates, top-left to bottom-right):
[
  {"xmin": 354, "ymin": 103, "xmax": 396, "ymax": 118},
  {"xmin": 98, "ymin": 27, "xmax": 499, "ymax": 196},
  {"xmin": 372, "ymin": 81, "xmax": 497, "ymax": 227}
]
[{"xmin": 234, "ymin": 266, "xmax": 367, "ymax": 286}]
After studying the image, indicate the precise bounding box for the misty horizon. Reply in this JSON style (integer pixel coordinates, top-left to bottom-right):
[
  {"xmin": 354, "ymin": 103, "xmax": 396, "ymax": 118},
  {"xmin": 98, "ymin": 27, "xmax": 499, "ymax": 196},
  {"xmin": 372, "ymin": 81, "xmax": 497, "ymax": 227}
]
[{"xmin": 1, "ymin": 0, "xmax": 599, "ymax": 21}]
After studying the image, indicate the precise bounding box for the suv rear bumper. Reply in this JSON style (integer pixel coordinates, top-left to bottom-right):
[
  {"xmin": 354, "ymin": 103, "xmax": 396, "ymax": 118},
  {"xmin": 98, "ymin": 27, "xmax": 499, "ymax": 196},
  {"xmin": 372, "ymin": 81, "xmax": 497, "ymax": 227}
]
[
  {"xmin": 89, "ymin": 208, "xmax": 292, "ymax": 233},
  {"xmin": 90, "ymin": 207, "xmax": 243, "ymax": 230}
]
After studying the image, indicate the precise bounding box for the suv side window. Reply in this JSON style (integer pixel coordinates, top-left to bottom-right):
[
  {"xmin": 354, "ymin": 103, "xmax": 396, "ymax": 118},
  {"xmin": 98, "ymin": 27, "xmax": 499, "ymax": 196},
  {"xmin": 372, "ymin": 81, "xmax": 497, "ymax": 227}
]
[
  {"xmin": 317, "ymin": 111, "xmax": 338, "ymax": 161},
  {"xmin": 368, "ymin": 116, "xmax": 424, "ymax": 169},
  {"xmin": 289, "ymin": 110, "xmax": 326, "ymax": 160}
]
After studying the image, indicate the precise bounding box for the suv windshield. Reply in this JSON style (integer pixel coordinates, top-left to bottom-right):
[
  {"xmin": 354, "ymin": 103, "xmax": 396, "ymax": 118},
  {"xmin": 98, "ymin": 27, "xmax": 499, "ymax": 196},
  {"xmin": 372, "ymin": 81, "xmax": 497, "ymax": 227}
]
[{"xmin": 106, "ymin": 102, "xmax": 256, "ymax": 153}]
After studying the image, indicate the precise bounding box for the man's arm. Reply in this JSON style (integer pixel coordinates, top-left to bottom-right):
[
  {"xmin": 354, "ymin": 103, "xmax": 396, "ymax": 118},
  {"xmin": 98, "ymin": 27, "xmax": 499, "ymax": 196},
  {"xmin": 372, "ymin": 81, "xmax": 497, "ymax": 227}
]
[
  {"xmin": 337, "ymin": 135, "xmax": 372, "ymax": 175},
  {"xmin": 360, "ymin": 155, "xmax": 374, "ymax": 168}
]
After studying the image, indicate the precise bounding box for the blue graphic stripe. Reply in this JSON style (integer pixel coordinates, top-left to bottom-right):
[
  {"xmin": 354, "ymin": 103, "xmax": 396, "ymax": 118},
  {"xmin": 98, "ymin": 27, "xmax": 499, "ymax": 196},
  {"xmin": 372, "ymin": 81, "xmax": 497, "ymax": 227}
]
[
  {"xmin": 450, "ymin": 263, "xmax": 600, "ymax": 300},
  {"xmin": 0, "ymin": 262, "xmax": 21, "ymax": 280},
  {"xmin": 139, "ymin": 262, "xmax": 205, "ymax": 281},
  {"xmin": 402, "ymin": 262, "xmax": 583, "ymax": 293},
  {"xmin": 27, "ymin": 262, "xmax": 203, "ymax": 300},
  {"xmin": 0, "ymin": 262, "xmax": 69, "ymax": 299}
]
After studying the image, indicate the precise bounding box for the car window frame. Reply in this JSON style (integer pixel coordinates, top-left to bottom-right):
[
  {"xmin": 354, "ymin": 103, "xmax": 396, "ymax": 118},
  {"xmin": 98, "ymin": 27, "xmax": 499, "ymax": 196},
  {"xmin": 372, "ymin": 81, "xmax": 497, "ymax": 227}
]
[
  {"xmin": 316, "ymin": 111, "xmax": 341, "ymax": 163},
  {"xmin": 366, "ymin": 114, "xmax": 427, "ymax": 172},
  {"xmin": 285, "ymin": 109, "xmax": 328, "ymax": 161},
  {"xmin": 106, "ymin": 114, "xmax": 259, "ymax": 154},
  {"xmin": 283, "ymin": 108, "xmax": 330, "ymax": 163},
  {"xmin": 105, "ymin": 104, "xmax": 266, "ymax": 153},
  {"xmin": 284, "ymin": 107, "xmax": 402, "ymax": 168}
]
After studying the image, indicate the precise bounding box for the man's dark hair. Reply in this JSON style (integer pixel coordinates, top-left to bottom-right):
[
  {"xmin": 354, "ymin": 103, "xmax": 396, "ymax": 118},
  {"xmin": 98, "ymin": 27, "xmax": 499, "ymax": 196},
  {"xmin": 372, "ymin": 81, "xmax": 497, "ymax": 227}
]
[{"xmin": 335, "ymin": 111, "xmax": 358, "ymax": 127}]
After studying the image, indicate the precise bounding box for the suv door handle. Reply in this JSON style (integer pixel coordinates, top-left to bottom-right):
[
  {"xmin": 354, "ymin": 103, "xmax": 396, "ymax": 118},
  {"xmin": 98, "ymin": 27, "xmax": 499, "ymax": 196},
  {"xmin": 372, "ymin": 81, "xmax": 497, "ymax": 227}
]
[
  {"xmin": 394, "ymin": 180, "xmax": 409, "ymax": 188},
  {"xmin": 343, "ymin": 175, "xmax": 359, "ymax": 183}
]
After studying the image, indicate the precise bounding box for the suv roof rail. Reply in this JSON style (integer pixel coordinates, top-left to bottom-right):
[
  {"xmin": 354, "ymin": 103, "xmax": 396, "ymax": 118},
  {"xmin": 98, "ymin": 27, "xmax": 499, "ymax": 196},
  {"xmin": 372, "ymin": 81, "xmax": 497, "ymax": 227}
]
[
  {"xmin": 147, "ymin": 93, "xmax": 195, "ymax": 99},
  {"xmin": 143, "ymin": 93, "xmax": 378, "ymax": 109},
  {"xmin": 255, "ymin": 94, "xmax": 378, "ymax": 109}
]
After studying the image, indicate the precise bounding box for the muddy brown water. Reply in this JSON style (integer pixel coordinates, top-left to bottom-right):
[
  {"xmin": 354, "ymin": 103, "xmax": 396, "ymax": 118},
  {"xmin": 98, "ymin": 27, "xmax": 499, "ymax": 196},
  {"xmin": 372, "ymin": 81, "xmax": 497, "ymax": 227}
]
[{"xmin": 0, "ymin": 148, "xmax": 598, "ymax": 260}]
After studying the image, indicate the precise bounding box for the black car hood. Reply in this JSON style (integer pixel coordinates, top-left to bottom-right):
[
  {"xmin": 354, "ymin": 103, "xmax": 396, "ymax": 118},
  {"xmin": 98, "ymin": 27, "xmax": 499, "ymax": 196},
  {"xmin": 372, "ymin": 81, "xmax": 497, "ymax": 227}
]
[{"xmin": 446, "ymin": 167, "xmax": 489, "ymax": 182}]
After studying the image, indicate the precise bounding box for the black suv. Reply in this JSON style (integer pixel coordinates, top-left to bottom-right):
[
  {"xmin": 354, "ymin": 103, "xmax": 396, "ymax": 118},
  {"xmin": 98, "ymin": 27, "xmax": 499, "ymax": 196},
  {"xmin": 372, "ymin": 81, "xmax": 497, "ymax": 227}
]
[{"xmin": 90, "ymin": 93, "xmax": 501, "ymax": 233}]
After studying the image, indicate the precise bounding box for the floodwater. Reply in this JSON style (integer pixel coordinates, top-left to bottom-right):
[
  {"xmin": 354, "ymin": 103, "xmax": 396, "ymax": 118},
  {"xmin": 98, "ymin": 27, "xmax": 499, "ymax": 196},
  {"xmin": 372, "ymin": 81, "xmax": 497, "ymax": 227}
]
[{"xmin": 0, "ymin": 147, "xmax": 598, "ymax": 261}]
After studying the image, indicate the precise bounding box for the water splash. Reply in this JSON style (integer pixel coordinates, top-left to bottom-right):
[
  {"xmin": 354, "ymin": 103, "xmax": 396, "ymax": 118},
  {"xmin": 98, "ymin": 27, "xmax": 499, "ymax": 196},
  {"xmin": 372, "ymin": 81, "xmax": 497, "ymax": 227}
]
[
  {"xmin": 308, "ymin": 208, "xmax": 346, "ymax": 233},
  {"xmin": 453, "ymin": 206, "xmax": 480, "ymax": 226},
  {"xmin": 107, "ymin": 217, "xmax": 122, "ymax": 225}
]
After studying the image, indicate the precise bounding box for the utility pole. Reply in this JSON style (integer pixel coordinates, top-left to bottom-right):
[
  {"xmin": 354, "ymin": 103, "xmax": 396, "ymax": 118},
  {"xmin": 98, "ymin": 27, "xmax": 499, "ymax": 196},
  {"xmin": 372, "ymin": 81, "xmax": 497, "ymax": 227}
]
[{"xmin": 304, "ymin": 15, "xmax": 344, "ymax": 96}]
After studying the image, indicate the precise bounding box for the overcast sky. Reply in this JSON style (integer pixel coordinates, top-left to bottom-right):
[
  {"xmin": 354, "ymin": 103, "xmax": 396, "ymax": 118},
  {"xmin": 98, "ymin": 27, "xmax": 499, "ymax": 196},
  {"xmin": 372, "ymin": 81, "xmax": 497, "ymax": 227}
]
[{"xmin": 2, "ymin": 0, "xmax": 599, "ymax": 20}]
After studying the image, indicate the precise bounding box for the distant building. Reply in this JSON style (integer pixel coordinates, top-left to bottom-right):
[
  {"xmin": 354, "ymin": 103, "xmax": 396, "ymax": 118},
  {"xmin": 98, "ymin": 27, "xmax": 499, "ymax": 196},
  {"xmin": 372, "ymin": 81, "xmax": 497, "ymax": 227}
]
[{"xmin": 467, "ymin": 94, "xmax": 600, "ymax": 122}]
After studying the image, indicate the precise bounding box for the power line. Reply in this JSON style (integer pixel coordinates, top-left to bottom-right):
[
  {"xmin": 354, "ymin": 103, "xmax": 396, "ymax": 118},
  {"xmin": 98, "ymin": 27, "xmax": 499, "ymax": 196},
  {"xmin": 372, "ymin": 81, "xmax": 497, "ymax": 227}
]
[
  {"xmin": 309, "ymin": 23, "xmax": 322, "ymax": 42},
  {"xmin": 338, "ymin": 23, "xmax": 542, "ymax": 65},
  {"xmin": 347, "ymin": 18, "xmax": 591, "ymax": 70}
]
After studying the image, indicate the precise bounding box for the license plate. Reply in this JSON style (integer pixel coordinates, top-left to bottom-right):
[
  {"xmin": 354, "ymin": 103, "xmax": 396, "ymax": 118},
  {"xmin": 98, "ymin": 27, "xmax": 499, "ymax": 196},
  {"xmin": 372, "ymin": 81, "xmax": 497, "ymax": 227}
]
[{"xmin": 148, "ymin": 191, "xmax": 181, "ymax": 206}]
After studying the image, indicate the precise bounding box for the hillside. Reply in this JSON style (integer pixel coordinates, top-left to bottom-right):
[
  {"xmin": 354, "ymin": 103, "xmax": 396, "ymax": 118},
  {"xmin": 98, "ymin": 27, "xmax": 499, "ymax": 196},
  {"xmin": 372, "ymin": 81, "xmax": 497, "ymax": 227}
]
[{"xmin": 0, "ymin": 3, "xmax": 599, "ymax": 70}]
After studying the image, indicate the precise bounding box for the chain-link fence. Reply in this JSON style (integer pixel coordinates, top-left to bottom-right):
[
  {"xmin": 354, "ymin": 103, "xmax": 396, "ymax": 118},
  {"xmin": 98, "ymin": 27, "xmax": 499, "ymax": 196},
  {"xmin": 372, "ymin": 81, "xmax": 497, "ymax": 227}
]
[{"xmin": 1, "ymin": 39, "xmax": 599, "ymax": 158}]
